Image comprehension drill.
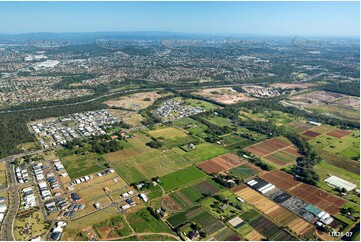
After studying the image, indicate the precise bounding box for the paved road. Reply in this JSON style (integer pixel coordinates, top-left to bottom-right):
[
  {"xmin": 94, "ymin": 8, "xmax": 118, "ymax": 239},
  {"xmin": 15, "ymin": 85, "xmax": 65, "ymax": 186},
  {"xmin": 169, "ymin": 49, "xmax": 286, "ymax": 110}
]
[{"xmin": 0, "ymin": 162, "xmax": 19, "ymax": 241}]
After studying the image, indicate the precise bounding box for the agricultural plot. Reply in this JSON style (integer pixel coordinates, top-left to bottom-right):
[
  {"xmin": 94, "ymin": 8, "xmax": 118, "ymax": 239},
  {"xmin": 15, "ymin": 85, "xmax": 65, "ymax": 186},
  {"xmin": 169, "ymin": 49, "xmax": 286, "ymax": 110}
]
[
  {"xmin": 176, "ymin": 142, "xmax": 229, "ymax": 163},
  {"xmin": 233, "ymin": 185, "xmax": 313, "ymax": 237},
  {"xmin": 230, "ymin": 164, "xmax": 258, "ymax": 179},
  {"xmin": 213, "ymin": 227, "xmax": 241, "ymax": 241},
  {"xmin": 193, "ymin": 87, "xmax": 256, "ymax": 104},
  {"xmin": 206, "ymin": 116, "xmax": 234, "ymax": 127},
  {"xmin": 197, "ymin": 153, "xmax": 245, "ymax": 174},
  {"xmin": 263, "ymin": 148, "xmax": 302, "ymax": 166},
  {"xmin": 127, "ymin": 208, "xmax": 174, "ymax": 234},
  {"xmin": 159, "ymin": 166, "xmax": 207, "ymax": 192},
  {"xmin": 260, "ymin": 170, "xmax": 301, "ymax": 191},
  {"xmin": 172, "ymin": 118, "xmax": 208, "ymax": 136},
  {"xmin": 222, "ymin": 134, "xmax": 253, "ymax": 150},
  {"xmin": 104, "ymin": 135, "xmax": 191, "ymax": 183},
  {"xmin": 239, "ymin": 209, "xmax": 297, "ymax": 241},
  {"xmin": 310, "ymin": 130, "xmax": 359, "ymax": 162},
  {"xmin": 301, "ymin": 130, "xmax": 321, "ymax": 140},
  {"xmin": 61, "ymin": 153, "xmax": 104, "ymax": 179},
  {"xmin": 244, "ymin": 137, "xmax": 292, "ymax": 157},
  {"xmin": 289, "ymin": 183, "xmax": 345, "ymax": 216},
  {"xmin": 162, "ymin": 178, "xmax": 222, "ymax": 212},
  {"xmin": 148, "ymin": 126, "xmax": 196, "ymax": 147},
  {"xmin": 288, "ymin": 122, "xmax": 313, "ymax": 133},
  {"xmin": 167, "ymin": 206, "xmax": 225, "ymax": 235}
]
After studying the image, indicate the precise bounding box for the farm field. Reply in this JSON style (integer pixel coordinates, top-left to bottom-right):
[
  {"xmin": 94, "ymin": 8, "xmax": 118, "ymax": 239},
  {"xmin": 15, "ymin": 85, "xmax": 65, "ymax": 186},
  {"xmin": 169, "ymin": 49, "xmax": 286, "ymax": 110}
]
[
  {"xmin": 61, "ymin": 153, "xmax": 104, "ymax": 179},
  {"xmin": 172, "ymin": 118, "xmax": 208, "ymax": 136},
  {"xmin": 260, "ymin": 169, "xmax": 346, "ymax": 215},
  {"xmin": 310, "ymin": 130, "xmax": 359, "ymax": 161},
  {"xmin": 289, "ymin": 183, "xmax": 346, "ymax": 215},
  {"xmin": 127, "ymin": 208, "xmax": 174, "ymax": 234},
  {"xmin": 103, "ymin": 135, "xmax": 190, "ymax": 183},
  {"xmin": 244, "ymin": 136, "xmax": 293, "ymax": 157},
  {"xmin": 233, "ymin": 185, "xmax": 314, "ymax": 236},
  {"xmin": 239, "ymin": 209, "xmax": 297, "ymax": 240},
  {"xmin": 206, "ymin": 116, "xmax": 233, "ymax": 127},
  {"xmin": 244, "ymin": 136, "xmax": 300, "ymax": 167},
  {"xmin": 222, "ymin": 134, "xmax": 253, "ymax": 150},
  {"xmin": 197, "ymin": 153, "xmax": 245, "ymax": 174},
  {"xmin": 159, "ymin": 166, "xmax": 207, "ymax": 192},
  {"xmin": 167, "ymin": 206, "xmax": 225, "ymax": 235},
  {"xmin": 162, "ymin": 178, "xmax": 222, "ymax": 212},
  {"xmin": 147, "ymin": 126, "xmax": 195, "ymax": 147},
  {"xmin": 174, "ymin": 142, "xmax": 229, "ymax": 163},
  {"xmin": 213, "ymin": 227, "xmax": 241, "ymax": 241},
  {"xmin": 229, "ymin": 164, "xmax": 259, "ymax": 179},
  {"xmin": 193, "ymin": 87, "xmax": 256, "ymax": 104}
]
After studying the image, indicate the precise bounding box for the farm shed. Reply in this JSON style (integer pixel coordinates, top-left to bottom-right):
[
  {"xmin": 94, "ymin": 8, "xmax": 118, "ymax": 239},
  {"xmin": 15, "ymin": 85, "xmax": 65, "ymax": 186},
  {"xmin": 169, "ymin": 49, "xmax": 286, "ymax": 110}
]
[{"xmin": 228, "ymin": 216, "xmax": 244, "ymax": 228}]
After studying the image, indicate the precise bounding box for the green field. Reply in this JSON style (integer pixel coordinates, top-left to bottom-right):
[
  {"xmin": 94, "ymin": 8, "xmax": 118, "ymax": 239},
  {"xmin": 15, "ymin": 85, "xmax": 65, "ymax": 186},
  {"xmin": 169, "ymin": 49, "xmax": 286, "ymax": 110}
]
[
  {"xmin": 230, "ymin": 164, "xmax": 258, "ymax": 179},
  {"xmin": 127, "ymin": 208, "xmax": 174, "ymax": 234},
  {"xmin": 166, "ymin": 178, "xmax": 223, "ymax": 210},
  {"xmin": 176, "ymin": 142, "xmax": 229, "ymax": 163},
  {"xmin": 148, "ymin": 126, "xmax": 196, "ymax": 147},
  {"xmin": 159, "ymin": 166, "xmax": 207, "ymax": 192},
  {"xmin": 167, "ymin": 206, "xmax": 224, "ymax": 235},
  {"xmin": 104, "ymin": 135, "xmax": 191, "ymax": 183},
  {"xmin": 61, "ymin": 153, "xmax": 105, "ymax": 179},
  {"xmin": 173, "ymin": 97, "xmax": 219, "ymax": 111},
  {"xmin": 207, "ymin": 116, "xmax": 233, "ymax": 127},
  {"xmin": 310, "ymin": 130, "xmax": 360, "ymax": 160},
  {"xmin": 172, "ymin": 118, "xmax": 208, "ymax": 136}
]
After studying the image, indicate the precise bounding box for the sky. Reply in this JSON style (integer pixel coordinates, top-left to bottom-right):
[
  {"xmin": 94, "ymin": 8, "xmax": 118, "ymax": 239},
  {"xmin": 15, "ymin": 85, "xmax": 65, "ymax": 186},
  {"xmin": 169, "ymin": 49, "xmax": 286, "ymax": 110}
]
[{"xmin": 0, "ymin": 1, "xmax": 359, "ymax": 37}]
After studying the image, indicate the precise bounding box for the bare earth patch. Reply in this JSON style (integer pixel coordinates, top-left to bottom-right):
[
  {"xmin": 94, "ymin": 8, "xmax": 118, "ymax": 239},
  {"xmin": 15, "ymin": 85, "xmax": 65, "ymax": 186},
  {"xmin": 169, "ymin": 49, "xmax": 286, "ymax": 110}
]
[{"xmin": 193, "ymin": 87, "xmax": 255, "ymax": 104}]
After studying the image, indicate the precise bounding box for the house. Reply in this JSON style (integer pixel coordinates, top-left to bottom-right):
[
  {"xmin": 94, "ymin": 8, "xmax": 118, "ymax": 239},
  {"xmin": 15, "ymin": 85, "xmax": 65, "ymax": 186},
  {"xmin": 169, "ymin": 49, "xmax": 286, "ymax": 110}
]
[
  {"xmin": 140, "ymin": 193, "xmax": 148, "ymax": 202},
  {"xmin": 71, "ymin": 192, "xmax": 81, "ymax": 202},
  {"xmin": 126, "ymin": 198, "xmax": 136, "ymax": 206},
  {"xmin": 187, "ymin": 231, "xmax": 199, "ymax": 240},
  {"xmin": 94, "ymin": 203, "xmax": 101, "ymax": 209}
]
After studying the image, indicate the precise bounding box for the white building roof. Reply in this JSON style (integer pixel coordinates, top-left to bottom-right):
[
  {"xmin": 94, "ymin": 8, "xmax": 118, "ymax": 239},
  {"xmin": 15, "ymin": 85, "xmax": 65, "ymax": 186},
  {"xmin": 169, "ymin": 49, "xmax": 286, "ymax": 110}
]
[{"xmin": 324, "ymin": 175, "xmax": 357, "ymax": 192}]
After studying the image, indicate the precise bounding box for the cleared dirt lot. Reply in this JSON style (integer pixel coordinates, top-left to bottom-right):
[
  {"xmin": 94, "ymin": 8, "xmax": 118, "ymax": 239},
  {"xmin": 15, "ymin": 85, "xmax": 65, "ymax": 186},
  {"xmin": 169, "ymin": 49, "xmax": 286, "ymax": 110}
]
[
  {"xmin": 104, "ymin": 91, "xmax": 168, "ymax": 110},
  {"xmin": 193, "ymin": 87, "xmax": 256, "ymax": 104},
  {"xmin": 269, "ymin": 83, "xmax": 316, "ymax": 89}
]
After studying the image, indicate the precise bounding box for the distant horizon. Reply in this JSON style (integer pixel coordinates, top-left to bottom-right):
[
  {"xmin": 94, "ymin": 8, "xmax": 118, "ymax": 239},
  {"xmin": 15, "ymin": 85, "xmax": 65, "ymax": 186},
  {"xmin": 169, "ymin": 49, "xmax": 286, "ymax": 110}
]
[
  {"xmin": 0, "ymin": 31, "xmax": 359, "ymax": 39},
  {"xmin": 0, "ymin": 1, "xmax": 359, "ymax": 36}
]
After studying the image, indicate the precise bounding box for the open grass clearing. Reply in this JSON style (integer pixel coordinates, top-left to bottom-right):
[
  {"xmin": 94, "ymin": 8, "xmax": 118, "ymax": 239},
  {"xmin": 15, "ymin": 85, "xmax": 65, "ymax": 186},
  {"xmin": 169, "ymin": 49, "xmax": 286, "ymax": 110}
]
[{"xmin": 61, "ymin": 153, "xmax": 105, "ymax": 179}]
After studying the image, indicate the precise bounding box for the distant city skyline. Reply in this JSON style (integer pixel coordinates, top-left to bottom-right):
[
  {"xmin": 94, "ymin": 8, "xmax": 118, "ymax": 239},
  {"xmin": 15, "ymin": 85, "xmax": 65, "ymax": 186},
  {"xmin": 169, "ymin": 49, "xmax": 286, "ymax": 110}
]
[{"xmin": 0, "ymin": 1, "xmax": 359, "ymax": 37}]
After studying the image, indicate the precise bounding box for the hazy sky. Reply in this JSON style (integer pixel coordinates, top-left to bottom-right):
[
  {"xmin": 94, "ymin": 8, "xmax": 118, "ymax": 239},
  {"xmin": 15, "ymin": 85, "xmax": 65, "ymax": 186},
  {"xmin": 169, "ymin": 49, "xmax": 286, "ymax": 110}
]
[{"xmin": 0, "ymin": 1, "xmax": 359, "ymax": 36}]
